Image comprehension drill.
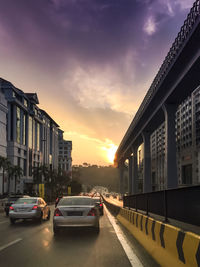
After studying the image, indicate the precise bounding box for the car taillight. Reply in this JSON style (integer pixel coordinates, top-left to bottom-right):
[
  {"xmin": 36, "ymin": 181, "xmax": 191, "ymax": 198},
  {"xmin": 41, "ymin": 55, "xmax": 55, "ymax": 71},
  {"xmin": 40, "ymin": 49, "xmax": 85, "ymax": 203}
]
[
  {"xmin": 32, "ymin": 205, "xmax": 38, "ymax": 210},
  {"xmin": 9, "ymin": 206, "xmax": 14, "ymax": 211},
  {"xmin": 99, "ymin": 204, "xmax": 103, "ymax": 207},
  {"xmin": 87, "ymin": 208, "xmax": 96, "ymax": 216},
  {"xmin": 54, "ymin": 208, "xmax": 63, "ymax": 216}
]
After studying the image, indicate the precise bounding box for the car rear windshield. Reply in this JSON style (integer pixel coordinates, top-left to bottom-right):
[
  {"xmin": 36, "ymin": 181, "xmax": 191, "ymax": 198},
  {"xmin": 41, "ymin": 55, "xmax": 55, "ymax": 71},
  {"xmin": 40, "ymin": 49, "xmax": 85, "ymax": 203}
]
[
  {"xmin": 15, "ymin": 198, "xmax": 37, "ymax": 204},
  {"xmin": 58, "ymin": 197, "xmax": 93, "ymax": 206}
]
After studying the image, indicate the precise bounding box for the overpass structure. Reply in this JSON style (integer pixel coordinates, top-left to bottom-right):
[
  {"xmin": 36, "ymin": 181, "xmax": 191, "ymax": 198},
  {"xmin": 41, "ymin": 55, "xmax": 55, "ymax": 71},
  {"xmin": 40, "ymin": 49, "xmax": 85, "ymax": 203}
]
[{"xmin": 115, "ymin": 0, "xmax": 200, "ymax": 194}]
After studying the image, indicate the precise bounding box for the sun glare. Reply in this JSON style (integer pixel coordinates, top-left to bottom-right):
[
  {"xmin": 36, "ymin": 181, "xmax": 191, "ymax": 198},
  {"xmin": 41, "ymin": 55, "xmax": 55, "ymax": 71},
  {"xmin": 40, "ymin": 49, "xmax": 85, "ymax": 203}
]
[{"xmin": 106, "ymin": 144, "xmax": 118, "ymax": 164}]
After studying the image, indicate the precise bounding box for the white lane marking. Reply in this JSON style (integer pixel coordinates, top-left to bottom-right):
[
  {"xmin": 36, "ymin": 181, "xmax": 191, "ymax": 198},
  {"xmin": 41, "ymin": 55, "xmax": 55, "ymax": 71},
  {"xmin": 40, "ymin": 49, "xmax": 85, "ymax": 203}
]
[
  {"xmin": 0, "ymin": 238, "xmax": 22, "ymax": 252},
  {"xmin": 0, "ymin": 221, "xmax": 7, "ymax": 224},
  {"xmin": 105, "ymin": 206, "xmax": 144, "ymax": 267}
]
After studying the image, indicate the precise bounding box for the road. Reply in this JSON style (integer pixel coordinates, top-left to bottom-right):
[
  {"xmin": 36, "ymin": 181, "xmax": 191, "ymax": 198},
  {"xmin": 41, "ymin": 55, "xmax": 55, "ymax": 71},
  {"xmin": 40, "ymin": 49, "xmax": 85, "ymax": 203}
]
[{"xmin": 0, "ymin": 205, "xmax": 159, "ymax": 267}]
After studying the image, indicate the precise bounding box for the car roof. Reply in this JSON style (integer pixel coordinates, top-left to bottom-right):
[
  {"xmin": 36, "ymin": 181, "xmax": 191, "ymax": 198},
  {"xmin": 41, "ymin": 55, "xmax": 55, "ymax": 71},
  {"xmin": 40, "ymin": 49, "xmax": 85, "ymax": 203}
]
[{"xmin": 62, "ymin": 196, "xmax": 91, "ymax": 199}]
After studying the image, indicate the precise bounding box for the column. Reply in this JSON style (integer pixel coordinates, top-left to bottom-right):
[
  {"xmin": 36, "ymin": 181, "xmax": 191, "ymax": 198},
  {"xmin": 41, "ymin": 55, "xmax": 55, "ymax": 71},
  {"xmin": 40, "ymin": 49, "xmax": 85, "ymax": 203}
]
[
  {"xmin": 118, "ymin": 161, "xmax": 124, "ymax": 194},
  {"xmin": 128, "ymin": 156, "xmax": 133, "ymax": 195},
  {"xmin": 132, "ymin": 146, "xmax": 138, "ymax": 194},
  {"xmin": 163, "ymin": 104, "xmax": 178, "ymax": 189},
  {"xmin": 142, "ymin": 131, "xmax": 152, "ymax": 193}
]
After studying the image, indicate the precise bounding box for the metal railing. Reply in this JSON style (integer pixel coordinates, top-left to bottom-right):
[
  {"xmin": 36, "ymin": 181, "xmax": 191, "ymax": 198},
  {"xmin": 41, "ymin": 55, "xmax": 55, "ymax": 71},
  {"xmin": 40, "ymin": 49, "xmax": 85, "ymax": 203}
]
[{"xmin": 123, "ymin": 185, "xmax": 200, "ymax": 226}]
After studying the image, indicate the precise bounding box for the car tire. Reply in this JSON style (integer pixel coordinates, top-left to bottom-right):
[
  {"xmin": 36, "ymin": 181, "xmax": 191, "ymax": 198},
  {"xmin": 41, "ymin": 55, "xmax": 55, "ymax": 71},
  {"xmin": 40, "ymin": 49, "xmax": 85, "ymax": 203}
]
[
  {"xmin": 53, "ymin": 226, "xmax": 60, "ymax": 235},
  {"xmin": 47, "ymin": 211, "xmax": 51, "ymax": 220},
  {"xmin": 38, "ymin": 212, "xmax": 43, "ymax": 223},
  {"xmin": 94, "ymin": 222, "xmax": 100, "ymax": 234},
  {"xmin": 10, "ymin": 218, "xmax": 16, "ymax": 224},
  {"xmin": 6, "ymin": 211, "xmax": 9, "ymax": 216}
]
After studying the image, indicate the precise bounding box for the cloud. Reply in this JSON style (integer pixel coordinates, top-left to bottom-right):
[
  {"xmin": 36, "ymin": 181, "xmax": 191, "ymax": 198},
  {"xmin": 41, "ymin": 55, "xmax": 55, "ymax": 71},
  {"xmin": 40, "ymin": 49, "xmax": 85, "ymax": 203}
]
[{"xmin": 143, "ymin": 16, "xmax": 157, "ymax": 35}]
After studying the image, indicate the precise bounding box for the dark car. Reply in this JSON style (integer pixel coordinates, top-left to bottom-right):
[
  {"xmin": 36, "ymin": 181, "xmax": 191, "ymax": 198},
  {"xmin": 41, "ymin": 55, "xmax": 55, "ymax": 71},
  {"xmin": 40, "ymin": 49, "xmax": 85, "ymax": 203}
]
[
  {"xmin": 92, "ymin": 197, "xmax": 104, "ymax": 216},
  {"xmin": 4, "ymin": 195, "xmax": 30, "ymax": 216}
]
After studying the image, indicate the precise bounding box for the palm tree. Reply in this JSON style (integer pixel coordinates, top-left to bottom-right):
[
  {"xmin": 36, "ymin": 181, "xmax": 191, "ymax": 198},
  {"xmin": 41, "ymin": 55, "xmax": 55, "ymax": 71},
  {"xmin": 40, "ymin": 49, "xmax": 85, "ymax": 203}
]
[
  {"xmin": 12, "ymin": 166, "xmax": 23, "ymax": 194},
  {"xmin": 32, "ymin": 165, "xmax": 49, "ymax": 195},
  {"xmin": 0, "ymin": 156, "xmax": 11, "ymax": 195}
]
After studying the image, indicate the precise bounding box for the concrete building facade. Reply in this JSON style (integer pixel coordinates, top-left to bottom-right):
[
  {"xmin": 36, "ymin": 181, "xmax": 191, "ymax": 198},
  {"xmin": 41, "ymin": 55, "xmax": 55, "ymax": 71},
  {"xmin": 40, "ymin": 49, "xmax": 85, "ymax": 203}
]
[
  {"xmin": 0, "ymin": 78, "xmax": 62, "ymax": 195},
  {"xmin": 58, "ymin": 129, "xmax": 72, "ymax": 179},
  {"xmin": 0, "ymin": 83, "xmax": 8, "ymax": 195}
]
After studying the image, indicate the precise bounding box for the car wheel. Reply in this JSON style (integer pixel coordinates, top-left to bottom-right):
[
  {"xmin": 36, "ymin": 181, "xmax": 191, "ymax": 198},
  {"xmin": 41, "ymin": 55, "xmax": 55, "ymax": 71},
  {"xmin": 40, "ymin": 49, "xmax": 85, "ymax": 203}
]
[
  {"xmin": 94, "ymin": 222, "xmax": 100, "ymax": 234},
  {"xmin": 47, "ymin": 211, "xmax": 51, "ymax": 220},
  {"xmin": 10, "ymin": 218, "xmax": 16, "ymax": 224},
  {"xmin": 53, "ymin": 226, "xmax": 60, "ymax": 235},
  {"xmin": 38, "ymin": 212, "xmax": 43, "ymax": 223},
  {"xmin": 6, "ymin": 211, "xmax": 9, "ymax": 216}
]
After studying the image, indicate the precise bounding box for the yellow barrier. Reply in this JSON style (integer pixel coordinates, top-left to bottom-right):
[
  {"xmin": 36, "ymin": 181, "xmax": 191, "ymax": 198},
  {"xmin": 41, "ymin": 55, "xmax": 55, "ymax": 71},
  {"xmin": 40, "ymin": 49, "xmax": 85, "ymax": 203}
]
[{"xmin": 116, "ymin": 208, "xmax": 200, "ymax": 267}]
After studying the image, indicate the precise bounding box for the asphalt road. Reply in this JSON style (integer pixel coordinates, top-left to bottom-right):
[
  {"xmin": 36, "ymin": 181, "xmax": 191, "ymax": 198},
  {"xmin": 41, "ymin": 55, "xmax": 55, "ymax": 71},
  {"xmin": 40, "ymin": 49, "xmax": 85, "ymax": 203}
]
[{"xmin": 0, "ymin": 205, "xmax": 159, "ymax": 267}]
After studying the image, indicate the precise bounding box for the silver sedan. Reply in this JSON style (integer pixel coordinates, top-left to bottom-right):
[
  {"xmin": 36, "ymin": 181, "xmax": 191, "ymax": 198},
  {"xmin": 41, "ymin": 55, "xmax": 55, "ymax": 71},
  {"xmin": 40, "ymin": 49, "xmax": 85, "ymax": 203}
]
[
  {"xmin": 53, "ymin": 196, "xmax": 100, "ymax": 235},
  {"xmin": 9, "ymin": 197, "xmax": 51, "ymax": 224}
]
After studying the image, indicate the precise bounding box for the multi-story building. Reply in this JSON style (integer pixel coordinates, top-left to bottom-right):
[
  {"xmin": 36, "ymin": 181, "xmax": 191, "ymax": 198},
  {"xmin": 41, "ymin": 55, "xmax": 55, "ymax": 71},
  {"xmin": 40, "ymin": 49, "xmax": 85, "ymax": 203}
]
[
  {"xmin": 0, "ymin": 82, "xmax": 8, "ymax": 194},
  {"xmin": 58, "ymin": 129, "xmax": 72, "ymax": 179},
  {"xmin": 149, "ymin": 86, "xmax": 200, "ymax": 191},
  {"xmin": 40, "ymin": 110, "xmax": 59, "ymax": 171},
  {"xmin": 151, "ymin": 123, "xmax": 165, "ymax": 191},
  {"xmin": 176, "ymin": 96, "xmax": 193, "ymax": 186},
  {"xmin": 0, "ymin": 78, "xmax": 60, "ymax": 194}
]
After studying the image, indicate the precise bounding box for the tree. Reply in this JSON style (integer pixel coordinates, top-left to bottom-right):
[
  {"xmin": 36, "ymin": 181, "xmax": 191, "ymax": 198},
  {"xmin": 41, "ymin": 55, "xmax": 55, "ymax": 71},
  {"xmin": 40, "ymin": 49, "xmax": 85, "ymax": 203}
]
[
  {"xmin": 11, "ymin": 166, "xmax": 23, "ymax": 194},
  {"xmin": 32, "ymin": 165, "xmax": 49, "ymax": 195},
  {"xmin": 5, "ymin": 163, "xmax": 23, "ymax": 194},
  {"xmin": 0, "ymin": 156, "xmax": 11, "ymax": 195}
]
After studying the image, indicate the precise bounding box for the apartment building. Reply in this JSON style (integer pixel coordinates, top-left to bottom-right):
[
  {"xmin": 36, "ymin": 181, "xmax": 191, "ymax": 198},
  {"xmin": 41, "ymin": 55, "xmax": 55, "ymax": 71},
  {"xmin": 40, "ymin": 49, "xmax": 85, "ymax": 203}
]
[
  {"xmin": 0, "ymin": 78, "xmax": 60, "ymax": 194},
  {"xmin": 149, "ymin": 86, "xmax": 200, "ymax": 190},
  {"xmin": 58, "ymin": 129, "xmax": 72, "ymax": 179}
]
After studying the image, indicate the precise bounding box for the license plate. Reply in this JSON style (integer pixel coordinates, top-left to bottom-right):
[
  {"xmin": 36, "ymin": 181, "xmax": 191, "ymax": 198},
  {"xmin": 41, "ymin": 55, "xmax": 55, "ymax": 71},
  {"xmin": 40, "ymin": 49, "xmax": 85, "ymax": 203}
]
[{"xmin": 67, "ymin": 211, "xmax": 82, "ymax": 216}]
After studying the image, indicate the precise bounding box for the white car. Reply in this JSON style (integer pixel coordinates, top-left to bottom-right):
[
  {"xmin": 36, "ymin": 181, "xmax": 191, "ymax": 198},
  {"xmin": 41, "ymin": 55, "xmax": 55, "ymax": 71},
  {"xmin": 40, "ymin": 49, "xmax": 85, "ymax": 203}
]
[
  {"xmin": 9, "ymin": 197, "xmax": 50, "ymax": 224},
  {"xmin": 53, "ymin": 196, "xmax": 100, "ymax": 235}
]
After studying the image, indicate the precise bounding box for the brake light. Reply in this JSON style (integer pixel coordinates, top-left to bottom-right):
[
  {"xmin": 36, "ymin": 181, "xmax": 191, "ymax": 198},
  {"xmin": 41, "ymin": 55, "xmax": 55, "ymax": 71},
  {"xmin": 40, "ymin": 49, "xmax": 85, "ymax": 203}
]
[
  {"xmin": 9, "ymin": 206, "xmax": 14, "ymax": 211},
  {"xmin": 87, "ymin": 208, "xmax": 96, "ymax": 216},
  {"xmin": 99, "ymin": 204, "xmax": 103, "ymax": 207},
  {"xmin": 32, "ymin": 205, "xmax": 38, "ymax": 210},
  {"xmin": 54, "ymin": 208, "xmax": 63, "ymax": 216}
]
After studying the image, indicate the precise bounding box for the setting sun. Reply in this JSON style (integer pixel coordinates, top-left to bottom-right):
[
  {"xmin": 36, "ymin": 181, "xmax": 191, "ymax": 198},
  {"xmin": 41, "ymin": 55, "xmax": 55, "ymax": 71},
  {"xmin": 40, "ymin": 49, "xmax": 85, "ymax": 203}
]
[{"xmin": 102, "ymin": 143, "xmax": 118, "ymax": 164}]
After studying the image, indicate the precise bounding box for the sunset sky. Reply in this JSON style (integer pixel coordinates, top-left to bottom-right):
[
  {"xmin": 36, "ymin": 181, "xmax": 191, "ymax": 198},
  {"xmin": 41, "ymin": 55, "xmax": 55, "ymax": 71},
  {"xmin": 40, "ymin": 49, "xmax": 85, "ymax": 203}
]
[{"xmin": 0, "ymin": 0, "xmax": 194, "ymax": 165}]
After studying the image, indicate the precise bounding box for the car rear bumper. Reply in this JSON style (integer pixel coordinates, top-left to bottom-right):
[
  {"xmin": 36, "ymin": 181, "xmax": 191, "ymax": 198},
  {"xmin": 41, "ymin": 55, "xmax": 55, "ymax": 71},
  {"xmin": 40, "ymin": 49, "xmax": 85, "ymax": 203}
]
[
  {"xmin": 9, "ymin": 210, "xmax": 40, "ymax": 219},
  {"xmin": 53, "ymin": 216, "xmax": 98, "ymax": 228}
]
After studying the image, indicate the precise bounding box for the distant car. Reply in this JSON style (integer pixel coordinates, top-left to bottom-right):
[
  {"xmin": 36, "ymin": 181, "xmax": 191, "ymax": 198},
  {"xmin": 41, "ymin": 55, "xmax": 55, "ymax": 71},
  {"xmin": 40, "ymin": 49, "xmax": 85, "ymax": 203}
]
[
  {"xmin": 9, "ymin": 197, "xmax": 50, "ymax": 224},
  {"xmin": 53, "ymin": 196, "xmax": 100, "ymax": 235},
  {"xmin": 55, "ymin": 196, "xmax": 62, "ymax": 207},
  {"xmin": 4, "ymin": 195, "xmax": 30, "ymax": 216},
  {"xmin": 92, "ymin": 197, "xmax": 104, "ymax": 216}
]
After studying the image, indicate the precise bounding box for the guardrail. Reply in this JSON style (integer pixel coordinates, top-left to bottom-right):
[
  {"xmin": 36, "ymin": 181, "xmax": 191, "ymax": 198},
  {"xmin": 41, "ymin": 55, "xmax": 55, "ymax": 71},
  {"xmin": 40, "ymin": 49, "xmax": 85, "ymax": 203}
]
[{"xmin": 123, "ymin": 185, "xmax": 200, "ymax": 226}]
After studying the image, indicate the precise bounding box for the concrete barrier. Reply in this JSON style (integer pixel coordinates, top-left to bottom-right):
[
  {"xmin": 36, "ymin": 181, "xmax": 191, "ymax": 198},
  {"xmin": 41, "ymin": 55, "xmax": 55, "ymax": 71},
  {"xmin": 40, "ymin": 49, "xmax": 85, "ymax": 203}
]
[{"xmin": 104, "ymin": 201, "xmax": 200, "ymax": 267}]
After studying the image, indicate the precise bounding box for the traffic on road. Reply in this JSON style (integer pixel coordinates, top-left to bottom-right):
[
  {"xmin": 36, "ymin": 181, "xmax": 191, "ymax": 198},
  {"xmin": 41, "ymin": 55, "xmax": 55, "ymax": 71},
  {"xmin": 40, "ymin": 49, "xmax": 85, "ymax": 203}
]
[{"xmin": 0, "ymin": 194, "xmax": 159, "ymax": 267}]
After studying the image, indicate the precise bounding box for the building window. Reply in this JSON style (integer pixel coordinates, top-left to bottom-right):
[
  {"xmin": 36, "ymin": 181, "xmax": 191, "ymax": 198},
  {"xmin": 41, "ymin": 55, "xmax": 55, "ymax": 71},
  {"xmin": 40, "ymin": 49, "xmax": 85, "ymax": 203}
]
[
  {"xmin": 24, "ymin": 99, "xmax": 28, "ymax": 107},
  {"xmin": 22, "ymin": 113, "xmax": 27, "ymax": 146},
  {"xmin": 37, "ymin": 122, "xmax": 40, "ymax": 151},
  {"xmin": 28, "ymin": 116, "xmax": 33, "ymax": 149},
  {"xmin": 23, "ymin": 159, "xmax": 27, "ymax": 176},
  {"xmin": 17, "ymin": 157, "xmax": 20, "ymax": 167},
  {"xmin": 16, "ymin": 107, "xmax": 21, "ymax": 144}
]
